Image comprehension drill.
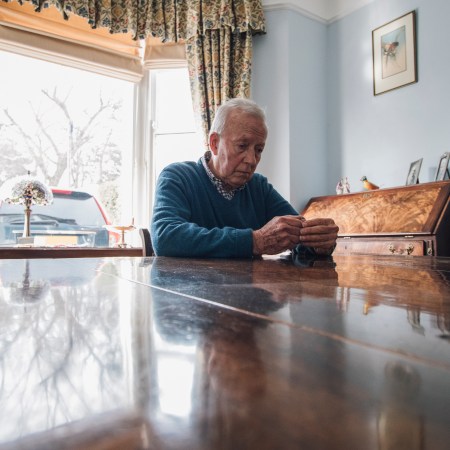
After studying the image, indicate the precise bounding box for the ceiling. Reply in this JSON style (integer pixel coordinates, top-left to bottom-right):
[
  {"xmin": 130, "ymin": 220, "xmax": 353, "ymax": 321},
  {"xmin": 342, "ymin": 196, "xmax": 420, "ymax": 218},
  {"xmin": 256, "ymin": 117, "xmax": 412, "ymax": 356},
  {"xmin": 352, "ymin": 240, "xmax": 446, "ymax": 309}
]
[{"xmin": 262, "ymin": 0, "xmax": 375, "ymax": 23}]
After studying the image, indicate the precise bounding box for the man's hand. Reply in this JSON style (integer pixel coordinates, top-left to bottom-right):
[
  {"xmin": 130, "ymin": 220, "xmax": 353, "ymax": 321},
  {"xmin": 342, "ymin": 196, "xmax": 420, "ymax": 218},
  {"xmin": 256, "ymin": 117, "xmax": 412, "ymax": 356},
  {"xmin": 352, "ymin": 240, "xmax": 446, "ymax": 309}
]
[
  {"xmin": 299, "ymin": 218, "xmax": 339, "ymax": 255},
  {"xmin": 253, "ymin": 215, "xmax": 304, "ymax": 256}
]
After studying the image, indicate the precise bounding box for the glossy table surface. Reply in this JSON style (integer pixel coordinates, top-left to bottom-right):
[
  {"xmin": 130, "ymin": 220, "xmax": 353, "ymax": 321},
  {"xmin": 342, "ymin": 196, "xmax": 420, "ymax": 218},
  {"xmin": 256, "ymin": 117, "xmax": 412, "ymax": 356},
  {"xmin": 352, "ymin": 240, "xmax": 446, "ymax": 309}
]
[{"xmin": 0, "ymin": 254, "xmax": 449, "ymax": 449}]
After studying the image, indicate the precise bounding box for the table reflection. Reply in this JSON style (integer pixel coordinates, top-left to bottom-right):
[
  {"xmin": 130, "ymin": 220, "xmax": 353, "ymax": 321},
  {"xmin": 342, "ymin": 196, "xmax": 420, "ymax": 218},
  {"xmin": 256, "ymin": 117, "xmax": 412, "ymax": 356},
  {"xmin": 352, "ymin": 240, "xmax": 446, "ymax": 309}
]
[
  {"xmin": 334, "ymin": 255, "xmax": 450, "ymax": 341},
  {"xmin": 148, "ymin": 265, "xmax": 282, "ymax": 449},
  {"xmin": 0, "ymin": 259, "xmax": 132, "ymax": 443},
  {"xmin": 378, "ymin": 361, "xmax": 423, "ymax": 450},
  {"xmin": 0, "ymin": 255, "xmax": 449, "ymax": 449},
  {"xmin": 1, "ymin": 260, "xmax": 50, "ymax": 305}
]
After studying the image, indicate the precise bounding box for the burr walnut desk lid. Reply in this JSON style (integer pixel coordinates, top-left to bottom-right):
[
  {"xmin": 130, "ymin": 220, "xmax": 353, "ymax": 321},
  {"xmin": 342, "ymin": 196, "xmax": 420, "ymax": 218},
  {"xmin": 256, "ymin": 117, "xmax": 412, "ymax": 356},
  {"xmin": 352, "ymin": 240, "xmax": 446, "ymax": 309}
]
[{"xmin": 302, "ymin": 180, "xmax": 450, "ymax": 236}]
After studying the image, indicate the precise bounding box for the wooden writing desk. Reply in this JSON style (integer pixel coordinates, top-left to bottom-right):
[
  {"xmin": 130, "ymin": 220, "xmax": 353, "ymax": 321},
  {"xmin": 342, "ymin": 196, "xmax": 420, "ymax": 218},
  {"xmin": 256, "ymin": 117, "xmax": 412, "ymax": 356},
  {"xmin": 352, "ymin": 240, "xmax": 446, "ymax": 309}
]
[
  {"xmin": 0, "ymin": 254, "xmax": 449, "ymax": 449},
  {"xmin": 302, "ymin": 180, "xmax": 450, "ymax": 256}
]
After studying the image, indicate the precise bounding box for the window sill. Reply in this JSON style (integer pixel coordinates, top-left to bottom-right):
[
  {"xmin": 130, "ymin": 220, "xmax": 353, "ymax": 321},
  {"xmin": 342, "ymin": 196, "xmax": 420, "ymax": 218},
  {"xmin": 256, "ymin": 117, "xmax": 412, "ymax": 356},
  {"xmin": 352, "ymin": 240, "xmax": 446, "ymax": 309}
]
[{"xmin": 0, "ymin": 247, "xmax": 143, "ymax": 259}]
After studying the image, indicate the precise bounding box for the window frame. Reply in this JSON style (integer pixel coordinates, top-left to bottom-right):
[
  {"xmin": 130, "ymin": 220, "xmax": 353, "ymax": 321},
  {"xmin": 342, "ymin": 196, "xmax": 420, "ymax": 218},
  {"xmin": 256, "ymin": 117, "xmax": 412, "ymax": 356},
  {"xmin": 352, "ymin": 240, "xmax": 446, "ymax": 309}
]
[
  {"xmin": 0, "ymin": 15, "xmax": 189, "ymax": 249},
  {"xmin": 135, "ymin": 60, "xmax": 190, "ymax": 240}
]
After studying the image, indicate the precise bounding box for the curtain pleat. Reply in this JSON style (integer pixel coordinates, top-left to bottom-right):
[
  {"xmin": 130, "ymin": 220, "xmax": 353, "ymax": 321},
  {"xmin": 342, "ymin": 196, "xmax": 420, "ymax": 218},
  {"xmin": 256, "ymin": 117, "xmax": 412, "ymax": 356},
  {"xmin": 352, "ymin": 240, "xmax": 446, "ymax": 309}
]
[{"xmin": 186, "ymin": 28, "xmax": 252, "ymax": 145}]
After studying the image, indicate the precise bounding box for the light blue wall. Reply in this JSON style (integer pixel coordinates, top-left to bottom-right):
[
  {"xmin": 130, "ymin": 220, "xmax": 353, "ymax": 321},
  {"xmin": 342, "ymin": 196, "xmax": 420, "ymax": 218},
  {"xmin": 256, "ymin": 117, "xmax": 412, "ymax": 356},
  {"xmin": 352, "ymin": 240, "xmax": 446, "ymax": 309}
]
[
  {"xmin": 328, "ymin": 0, "xmax": 450, "ymax": 193},
  {"xmin": 252, "ymin": 9, "xmax": 327, "ymax": 211},
  {"xmin": 253, "ymin": 0, "xmax": 450, "ymax": 210},
  {"xmin": 252, "ymin": 10, "xmax": 292, "ymax": 203}
]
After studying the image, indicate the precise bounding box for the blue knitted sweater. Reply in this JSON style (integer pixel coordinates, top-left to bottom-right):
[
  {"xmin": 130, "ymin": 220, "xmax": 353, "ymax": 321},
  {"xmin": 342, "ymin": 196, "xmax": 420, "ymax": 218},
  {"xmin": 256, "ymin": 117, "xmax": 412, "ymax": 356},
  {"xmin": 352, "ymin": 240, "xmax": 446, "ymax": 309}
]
[{"xmin": 151, "ymin": 160, "xmax": 297, "ymax": 257}]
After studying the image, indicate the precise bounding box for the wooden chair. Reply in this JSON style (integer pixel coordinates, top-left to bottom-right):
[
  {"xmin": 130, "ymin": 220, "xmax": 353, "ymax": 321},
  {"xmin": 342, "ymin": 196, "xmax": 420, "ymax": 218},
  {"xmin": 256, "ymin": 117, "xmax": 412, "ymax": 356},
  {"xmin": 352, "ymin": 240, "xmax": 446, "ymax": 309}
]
[{"xmin": 139, "ymin": 228, "xmax": 154, "ymax": 256}]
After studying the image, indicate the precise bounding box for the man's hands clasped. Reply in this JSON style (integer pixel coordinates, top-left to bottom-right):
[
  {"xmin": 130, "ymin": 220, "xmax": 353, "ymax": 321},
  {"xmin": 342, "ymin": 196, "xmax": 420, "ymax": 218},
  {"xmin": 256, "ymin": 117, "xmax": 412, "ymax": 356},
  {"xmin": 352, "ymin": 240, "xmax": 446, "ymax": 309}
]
[{"xmin": 253, "ymin": 215, "xmax": 339, "ymax": 256}]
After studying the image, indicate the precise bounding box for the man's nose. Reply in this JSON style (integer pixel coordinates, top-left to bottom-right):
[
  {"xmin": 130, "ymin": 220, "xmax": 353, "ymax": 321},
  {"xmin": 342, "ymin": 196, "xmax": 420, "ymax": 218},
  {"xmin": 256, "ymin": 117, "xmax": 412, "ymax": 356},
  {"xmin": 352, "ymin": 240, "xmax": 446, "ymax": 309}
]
[{"xmin": 244, "ymin": 149, "xmax": 257, "ymax": 165}]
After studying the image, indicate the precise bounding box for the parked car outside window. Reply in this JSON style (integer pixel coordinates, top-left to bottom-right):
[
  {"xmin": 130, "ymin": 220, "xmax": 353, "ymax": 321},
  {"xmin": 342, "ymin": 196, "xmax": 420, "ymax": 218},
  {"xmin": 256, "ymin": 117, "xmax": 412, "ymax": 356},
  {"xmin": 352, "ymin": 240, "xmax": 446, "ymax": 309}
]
[{"xmin": 0, "ymin": 189, "xmax": 118, "ymax": 247}]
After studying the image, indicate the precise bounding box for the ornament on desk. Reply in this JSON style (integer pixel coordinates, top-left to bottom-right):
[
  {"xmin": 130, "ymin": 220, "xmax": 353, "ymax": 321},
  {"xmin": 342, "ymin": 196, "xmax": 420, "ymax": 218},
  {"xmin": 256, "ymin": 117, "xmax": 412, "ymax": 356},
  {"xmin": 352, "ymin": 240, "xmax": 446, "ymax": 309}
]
[
  {"xmin": 343, "ymin": 177, "xmax": 351, "ymax": 194},
  {"xmin": 336, "ymin": 177, "xmax": 351, "ymax": 195},
  {"xmin": 360, "ymin": 176, "xmax": 379, "ymax": 190}
]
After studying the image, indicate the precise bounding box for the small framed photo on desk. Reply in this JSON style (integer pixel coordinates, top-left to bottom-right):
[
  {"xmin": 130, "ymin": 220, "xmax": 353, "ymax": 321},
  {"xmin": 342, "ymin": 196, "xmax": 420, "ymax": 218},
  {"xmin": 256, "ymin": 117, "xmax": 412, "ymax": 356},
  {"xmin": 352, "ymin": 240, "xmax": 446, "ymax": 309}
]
[
  {"xmin": 435, "ymin": 152, "xmax": 450, "ymax": 181},
  {"xmin": 406, "ymin": 158, "xmax": 422, "ymax": 185}
]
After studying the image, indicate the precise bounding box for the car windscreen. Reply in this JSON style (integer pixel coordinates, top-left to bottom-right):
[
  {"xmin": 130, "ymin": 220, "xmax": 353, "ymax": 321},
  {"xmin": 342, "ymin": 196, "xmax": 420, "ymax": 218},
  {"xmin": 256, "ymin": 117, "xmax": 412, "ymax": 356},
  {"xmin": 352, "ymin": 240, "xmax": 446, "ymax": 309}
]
[{"xmin": 0, "ymin": 194, "xmax": 106, "ymax": 227}]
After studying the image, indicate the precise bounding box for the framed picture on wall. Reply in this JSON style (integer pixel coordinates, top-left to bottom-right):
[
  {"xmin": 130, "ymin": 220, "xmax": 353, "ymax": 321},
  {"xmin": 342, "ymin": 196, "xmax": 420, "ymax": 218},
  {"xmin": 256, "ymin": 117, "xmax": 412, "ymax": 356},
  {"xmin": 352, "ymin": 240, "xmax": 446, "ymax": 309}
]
[
  {"xmin": 372, "ymin": 11, "xmax": 417, "ymax": 95},
  {"xmin": 406, "ymin": 158, "xmax": 422, "ymax": 185},
  {"xmin": 435, "ymin": 152, "xmax": 450, "ymax": 181}
]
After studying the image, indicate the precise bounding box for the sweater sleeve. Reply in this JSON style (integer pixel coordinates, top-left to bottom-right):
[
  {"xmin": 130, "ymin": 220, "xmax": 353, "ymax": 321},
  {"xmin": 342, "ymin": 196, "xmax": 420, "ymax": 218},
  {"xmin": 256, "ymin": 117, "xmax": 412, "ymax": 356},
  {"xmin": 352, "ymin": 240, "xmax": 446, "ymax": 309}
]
[{"xmin": 151, "ymin": 165, "xmax": 254, "ymax": 258}]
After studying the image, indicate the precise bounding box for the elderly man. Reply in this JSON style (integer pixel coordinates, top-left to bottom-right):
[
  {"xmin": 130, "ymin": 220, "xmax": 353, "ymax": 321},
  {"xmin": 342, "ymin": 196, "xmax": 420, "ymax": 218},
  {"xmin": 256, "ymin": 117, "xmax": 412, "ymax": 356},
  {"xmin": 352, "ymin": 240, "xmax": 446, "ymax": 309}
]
[{"xmin": 151, "ymin": 98, "xmax": 338, "ymax": 258}]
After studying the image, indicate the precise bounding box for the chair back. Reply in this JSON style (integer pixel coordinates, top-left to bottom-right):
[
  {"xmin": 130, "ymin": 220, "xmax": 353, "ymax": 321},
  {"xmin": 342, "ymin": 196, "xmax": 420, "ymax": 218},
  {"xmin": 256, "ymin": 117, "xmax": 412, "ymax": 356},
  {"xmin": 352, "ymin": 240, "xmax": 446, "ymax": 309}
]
[{"xmin": 139, "ymin": 228, "xmax": 154, "ymax": 256}]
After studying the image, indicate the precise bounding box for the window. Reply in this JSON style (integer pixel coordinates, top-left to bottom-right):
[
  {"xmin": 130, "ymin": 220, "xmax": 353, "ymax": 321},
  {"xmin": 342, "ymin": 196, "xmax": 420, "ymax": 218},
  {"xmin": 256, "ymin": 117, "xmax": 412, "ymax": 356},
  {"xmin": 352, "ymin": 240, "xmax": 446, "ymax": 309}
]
[
  {"xmin": 0, "ymin": 41, "xmax": 201, "ymax": 247},
  {"xmin": 0, "ymin": 49, "xmax": 134, "ymax": 227},
  {"xmin": 150, "ymin": 68, "xmax": 203, "ymax": 190}
]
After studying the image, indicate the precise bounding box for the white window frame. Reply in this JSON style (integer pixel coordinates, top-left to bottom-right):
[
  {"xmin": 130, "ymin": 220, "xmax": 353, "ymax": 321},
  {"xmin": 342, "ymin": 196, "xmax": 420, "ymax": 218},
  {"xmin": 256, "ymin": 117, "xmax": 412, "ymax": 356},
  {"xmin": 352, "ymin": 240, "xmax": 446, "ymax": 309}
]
[{"xmin": 138, "ymin": 59, "xmax": 189, "ymax": 232}]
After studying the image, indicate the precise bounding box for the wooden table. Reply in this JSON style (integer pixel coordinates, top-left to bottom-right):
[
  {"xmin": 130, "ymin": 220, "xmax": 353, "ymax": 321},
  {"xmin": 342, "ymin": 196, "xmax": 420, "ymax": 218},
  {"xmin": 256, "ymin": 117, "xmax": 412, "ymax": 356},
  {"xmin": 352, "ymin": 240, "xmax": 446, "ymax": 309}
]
[{"xmin": 0, "ymin": 254, "xmax": 449, "ymax": 449}]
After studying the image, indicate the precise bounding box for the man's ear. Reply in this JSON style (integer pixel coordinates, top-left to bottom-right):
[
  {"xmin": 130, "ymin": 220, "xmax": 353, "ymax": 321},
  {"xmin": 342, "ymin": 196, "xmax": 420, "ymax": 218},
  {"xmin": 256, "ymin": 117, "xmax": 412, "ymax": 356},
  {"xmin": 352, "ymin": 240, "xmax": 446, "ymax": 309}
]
[{"xmin": 209, "ymin": 132, "xmax": 220, "ymax": 155}]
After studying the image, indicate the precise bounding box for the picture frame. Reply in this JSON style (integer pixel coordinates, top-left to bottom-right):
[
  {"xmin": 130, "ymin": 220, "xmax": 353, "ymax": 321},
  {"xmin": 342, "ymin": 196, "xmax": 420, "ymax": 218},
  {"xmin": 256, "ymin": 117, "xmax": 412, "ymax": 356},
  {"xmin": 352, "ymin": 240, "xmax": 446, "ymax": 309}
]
[
  {"xmin": 406, "ymin": 158, "xmax": 422, "ymax": 185},
  {"xmin": 372, "ymin": 11, "xmax": 417, "ymax": 95},
  {"xmin": 435, "ymin": 152, "xmax": 450, "ymax": 181}
]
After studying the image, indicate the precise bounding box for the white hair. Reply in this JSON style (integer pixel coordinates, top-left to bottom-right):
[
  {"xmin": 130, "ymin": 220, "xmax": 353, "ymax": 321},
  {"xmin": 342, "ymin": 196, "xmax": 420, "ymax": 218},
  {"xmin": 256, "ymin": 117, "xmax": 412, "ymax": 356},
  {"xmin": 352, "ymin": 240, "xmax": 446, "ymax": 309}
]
[{"xmin": 209, "ymin": 98, "xmax": 267, "ymax": 137}]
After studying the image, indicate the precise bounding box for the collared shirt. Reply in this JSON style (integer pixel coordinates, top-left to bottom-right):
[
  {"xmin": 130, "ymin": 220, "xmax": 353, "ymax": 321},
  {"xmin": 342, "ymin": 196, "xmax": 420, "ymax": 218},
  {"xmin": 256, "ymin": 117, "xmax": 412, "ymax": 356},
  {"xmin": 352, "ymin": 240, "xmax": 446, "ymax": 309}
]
[{"xmin": 201, "ymin": 151, "xmax": 245, "ymax": 200}]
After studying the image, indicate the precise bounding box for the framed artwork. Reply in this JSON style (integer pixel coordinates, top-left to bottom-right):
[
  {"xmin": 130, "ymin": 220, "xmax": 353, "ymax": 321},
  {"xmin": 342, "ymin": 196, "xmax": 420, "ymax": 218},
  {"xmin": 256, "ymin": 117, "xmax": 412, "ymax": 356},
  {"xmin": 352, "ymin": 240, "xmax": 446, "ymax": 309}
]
[
  {"xmin": 372, "ymin": 11, "xmax": 417, "ymax": 95},
  {"xmin": 435, "ymin": 152, "xmax": 450, "ymax": 181},
  {"xmin": 406, "ymin": 158, "xmax": 422, "ymax": 185}
]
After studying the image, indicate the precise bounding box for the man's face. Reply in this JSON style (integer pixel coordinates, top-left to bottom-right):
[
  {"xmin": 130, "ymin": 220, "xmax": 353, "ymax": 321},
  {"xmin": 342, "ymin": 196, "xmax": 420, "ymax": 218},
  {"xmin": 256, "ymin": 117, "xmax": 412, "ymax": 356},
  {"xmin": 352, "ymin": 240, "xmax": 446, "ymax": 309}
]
[{"xmin": 209, "ymin": 110, "xmax": 267, "ymax": 189}]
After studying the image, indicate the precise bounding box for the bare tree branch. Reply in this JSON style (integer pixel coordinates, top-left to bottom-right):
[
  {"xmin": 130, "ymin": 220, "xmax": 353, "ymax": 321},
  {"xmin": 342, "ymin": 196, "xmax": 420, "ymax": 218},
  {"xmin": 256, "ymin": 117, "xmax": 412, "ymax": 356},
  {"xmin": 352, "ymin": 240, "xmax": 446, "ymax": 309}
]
[{"xmin": 1, "ymin": 89, "xmax": 123, "ymax": 188}]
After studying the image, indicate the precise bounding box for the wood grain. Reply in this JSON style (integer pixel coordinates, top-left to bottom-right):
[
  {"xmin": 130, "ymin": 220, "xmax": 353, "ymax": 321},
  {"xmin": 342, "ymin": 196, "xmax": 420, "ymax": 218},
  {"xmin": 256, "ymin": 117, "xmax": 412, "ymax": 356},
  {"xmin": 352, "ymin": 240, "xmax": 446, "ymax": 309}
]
[
  {"xmin": 1, "ymin": 255, "xmax": 449, "ymax": 449},
  {"xmin": 302, "ymin": 181, "xmax": 450, "ymax": 256},
  {"xmin": 303, "ymin": 181, "xmax": 449, "ymax": 234}
]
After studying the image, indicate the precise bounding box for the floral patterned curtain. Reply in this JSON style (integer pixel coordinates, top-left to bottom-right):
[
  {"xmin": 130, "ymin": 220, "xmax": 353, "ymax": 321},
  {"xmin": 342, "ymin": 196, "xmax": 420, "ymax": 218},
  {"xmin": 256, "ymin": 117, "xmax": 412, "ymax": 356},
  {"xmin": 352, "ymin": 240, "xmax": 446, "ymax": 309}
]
[
  {"xmin": 186, "ymin": 28, "xmax": 253, "ymax": 144},
  {"xmin": 4, "ymin": 1, "xmax": 265, "ymax": 40},
  {"xmin": 4, "ymin": 0, "xmax": 266, "ymax": 142}
]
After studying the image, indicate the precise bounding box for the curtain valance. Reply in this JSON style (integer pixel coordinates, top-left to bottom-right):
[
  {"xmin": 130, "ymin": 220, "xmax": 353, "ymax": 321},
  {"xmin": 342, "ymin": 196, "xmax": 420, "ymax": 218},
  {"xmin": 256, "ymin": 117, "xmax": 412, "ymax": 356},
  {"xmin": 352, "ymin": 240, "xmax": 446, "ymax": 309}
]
[
  {"xmin": 4, "ymin": 0, "xmax": 266, "ymax": 41},
  {"xmin": 144, "ymin": 0, "xmax": 266, "ymax": 41}
]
